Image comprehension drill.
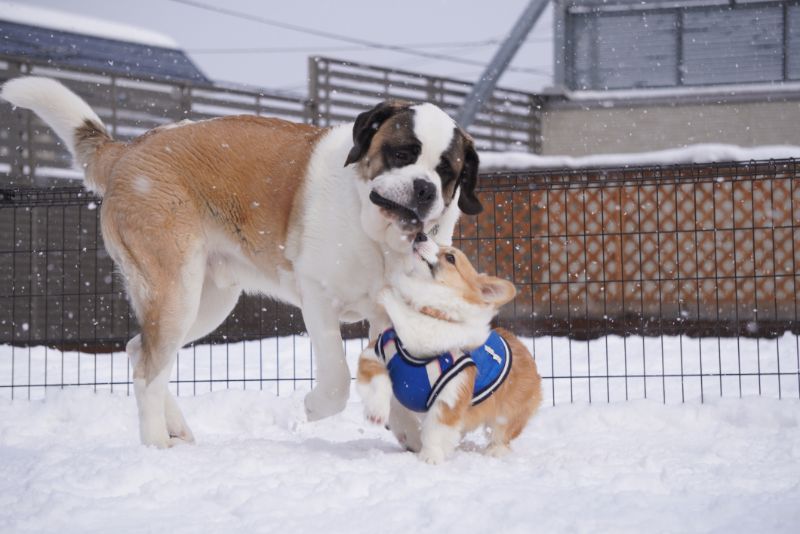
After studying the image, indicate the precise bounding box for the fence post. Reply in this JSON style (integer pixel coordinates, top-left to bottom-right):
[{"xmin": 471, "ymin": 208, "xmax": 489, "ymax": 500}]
[
  {"xmin": 180, "ymin": 85, "xmax": 193, "ymax": 120},
  {"xmin": 110, "ymin": 75, "xmax": 118, "ymax": 138},
  {"xmin": 528, "ymin": 93, "xmax": 544, "ymax": 154},
  {"xmin": 306, "ymin": 57, "xmax": 320, "ymax": 126},
  {"xmin": 426, "ymin": 78, "xmax": 437, "ymax": 105},
  {"xmin": 6, "ymin": 60, "xmax": 30, "ymax": 184}
]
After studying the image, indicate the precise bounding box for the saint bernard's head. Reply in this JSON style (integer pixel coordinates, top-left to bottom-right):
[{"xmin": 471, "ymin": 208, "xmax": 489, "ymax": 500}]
[{"xmin": 344, "ymin": 100, "xmax": 482, "ymax": 242}]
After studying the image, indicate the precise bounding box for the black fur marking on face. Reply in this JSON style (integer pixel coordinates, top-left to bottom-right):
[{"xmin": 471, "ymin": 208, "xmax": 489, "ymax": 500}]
[
  {"xmin": 436, "ymin": 156, "xmax": 456, "ymax": 198},
  {"xmin": 382, "ymin": 143, "xmax": 421, "ymax": 169},
  {"xmin": 345, "ymin": 100, "xmax": 410, "ymax": 167},
  {"xmin": 456, "ymin": 137, "xmax": 482, "ymax": 215}
]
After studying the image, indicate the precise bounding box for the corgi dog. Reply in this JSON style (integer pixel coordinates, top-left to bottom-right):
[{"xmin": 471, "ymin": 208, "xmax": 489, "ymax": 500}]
[{"xmin": 357, "ymin": 235, "xmax": 542, "ymax": 463}]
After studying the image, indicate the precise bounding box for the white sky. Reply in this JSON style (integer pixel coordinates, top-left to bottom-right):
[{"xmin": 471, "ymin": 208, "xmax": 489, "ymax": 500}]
[{"xmin": 15, "ymin": 0, "xmax": 555, "ymax": 95}]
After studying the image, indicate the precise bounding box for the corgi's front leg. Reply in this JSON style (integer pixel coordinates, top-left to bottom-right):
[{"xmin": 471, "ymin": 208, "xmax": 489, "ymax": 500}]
[
  {"xmin": 356, "ymin": 345, "xmax": 392, "ymax": 426},
  {"xmin": 418, "ymin": 366, "xmax": 476, "ymax": 464}
]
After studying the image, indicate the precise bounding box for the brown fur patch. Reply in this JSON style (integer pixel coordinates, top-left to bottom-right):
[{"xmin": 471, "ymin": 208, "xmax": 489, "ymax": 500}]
[
  {"xmin": 438, "ymin": 130, "xmax": 470, "ymax": 202},
  {"xmin": 357, "ymin": 357, "xmax": 388, "ymax": 384},
  {"xmin": 360, "ymin": 108, "xmax": 417, "ymax": 181},
  {"xmin": 462, "ymin": 328, "xmax": 542, "ymax": 446},
  {"xmin": 88, "ymin": 115, "xmax": 329, "ymax": 376},
  {"xmin": 99, "ymin": 116, "xmax": 327, "ymax": 275},
  {"xmin": 419, "ymin": 306, "xmax": 456, "ymax": 322},
  {"xmin": 75, "ymin": 119, "xmax": 114, "ymax": 194}
]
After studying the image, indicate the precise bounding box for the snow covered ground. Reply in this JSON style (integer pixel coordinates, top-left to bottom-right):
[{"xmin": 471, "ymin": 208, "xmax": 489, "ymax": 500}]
[
  {"xmin": 0, "ymin": 389, "xmax": 798, "ymax": 533},
  {"xmin": 1, "ymin": 334, "xmax": 799, "ymax": 532}
]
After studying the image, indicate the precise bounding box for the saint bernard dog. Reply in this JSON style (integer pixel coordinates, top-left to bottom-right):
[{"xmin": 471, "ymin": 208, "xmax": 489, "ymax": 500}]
[{"xmin": 1, "ymin": 77, "xmax": 482, "ymax": 447}]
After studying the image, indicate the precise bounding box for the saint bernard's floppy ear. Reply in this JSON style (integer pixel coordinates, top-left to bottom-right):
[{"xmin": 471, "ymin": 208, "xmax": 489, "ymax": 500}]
[
  {"xmin": 344, "ymin": 100, "xmax": 409, "ymax": 167},
  {"xmin": 457, "ymin": 136, "xmax": 482, "ymax": 215}
]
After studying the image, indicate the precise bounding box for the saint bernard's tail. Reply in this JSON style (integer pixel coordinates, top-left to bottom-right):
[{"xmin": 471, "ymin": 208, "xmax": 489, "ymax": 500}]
[{"xmin": 1, "ymin": 76, "xmax": 116, "ymax": 195}]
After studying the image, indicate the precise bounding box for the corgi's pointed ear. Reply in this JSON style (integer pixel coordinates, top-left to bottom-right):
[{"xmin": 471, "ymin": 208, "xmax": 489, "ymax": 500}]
[{"xmin": 479, "ymin": 276, "xmax": 516, "ymax": 307}]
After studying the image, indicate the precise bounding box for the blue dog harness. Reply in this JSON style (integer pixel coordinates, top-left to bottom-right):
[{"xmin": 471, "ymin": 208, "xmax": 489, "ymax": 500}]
[{"xmin": 374, "ymin": 328, "xmax": 512, "ymax": 413}]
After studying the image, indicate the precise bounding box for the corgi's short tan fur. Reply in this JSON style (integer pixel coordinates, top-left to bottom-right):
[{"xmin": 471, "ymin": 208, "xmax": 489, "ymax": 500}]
[{"xmin": 357, "ymin": 245, "xmax": 542, "ymax": 463}]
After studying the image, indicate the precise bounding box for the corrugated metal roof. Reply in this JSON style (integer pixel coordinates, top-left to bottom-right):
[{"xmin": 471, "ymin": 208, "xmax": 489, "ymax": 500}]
[{"xmin": 0, "ymin": 20, "xmax": 209, "ymax": 84}]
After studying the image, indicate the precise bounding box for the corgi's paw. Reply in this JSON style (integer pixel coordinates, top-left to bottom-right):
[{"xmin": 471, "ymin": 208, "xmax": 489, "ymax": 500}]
[
  {"xmin": 364, "ymin": 400, "xmax": 390, "ymax": 426},
  {"xmin": 485, "ymin": 443, "xmax": 511, "ymax": 458},
  {"xmin": 418, "ymin": 445, "xmax": 447, "ymax": 465},
  {"xmin": 357, "ymin": 375, "xmax": 392, "ymax": 426}
]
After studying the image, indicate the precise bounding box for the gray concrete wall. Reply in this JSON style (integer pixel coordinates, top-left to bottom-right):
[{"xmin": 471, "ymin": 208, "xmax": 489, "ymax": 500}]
[{"xmin": 540, "ymin": 99, "xmax": 800, "ymax": 156}]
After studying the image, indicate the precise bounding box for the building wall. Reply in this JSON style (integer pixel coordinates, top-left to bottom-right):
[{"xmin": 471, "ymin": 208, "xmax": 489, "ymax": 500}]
[{"xmin": 540, "ymin": 99, "xmax": 800, "ymax": 156}]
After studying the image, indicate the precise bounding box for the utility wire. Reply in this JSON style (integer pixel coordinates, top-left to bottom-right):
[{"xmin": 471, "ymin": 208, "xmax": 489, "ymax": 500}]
[
  {"xmin": 186, "ymin": 37, "xmax": 552, "ymax": 55},
  {"xmin": 167, "ymin": 0, "xmax": 548, "ymax": 75}
]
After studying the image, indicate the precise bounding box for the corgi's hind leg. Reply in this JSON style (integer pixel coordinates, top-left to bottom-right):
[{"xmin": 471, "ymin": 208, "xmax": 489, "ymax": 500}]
[{"xmin": 418, "ymin": 367, "xmax": 475, "ymax": 464}]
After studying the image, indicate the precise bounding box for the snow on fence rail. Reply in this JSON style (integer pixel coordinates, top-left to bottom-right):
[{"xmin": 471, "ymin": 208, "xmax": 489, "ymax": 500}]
[{"xmin": 1, "ymin": 159, "xmax": 799, "ymax": 404}]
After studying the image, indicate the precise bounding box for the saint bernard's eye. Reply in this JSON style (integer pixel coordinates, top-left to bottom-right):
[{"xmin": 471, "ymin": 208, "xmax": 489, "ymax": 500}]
[
  {"xmin": 436, "ymin": 158, "xmax": 454, "ymax": 181},
  {"xmin": 385, "ymin": 144, "xmax": 420, "ymax": 167},
  {"xmin": 394, "ymin": 150, "xmax": 412, "ymax": 164},
  {"xmin": 444, "ymin": 253, "xmax": 456, "ymax": 265}
]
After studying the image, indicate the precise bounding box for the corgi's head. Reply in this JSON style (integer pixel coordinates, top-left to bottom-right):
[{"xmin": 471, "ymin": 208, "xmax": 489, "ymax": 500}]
[
  {"xmin": 410, "ymin": 236, "xmax": 516, "ymax": 313},
  {"xmin": 382, "ymin": 237, "xmax": 516, "ymax": 355},
  {"xmin": 429, "ymin": 246, "xmax": 516, "ymax": 310}
]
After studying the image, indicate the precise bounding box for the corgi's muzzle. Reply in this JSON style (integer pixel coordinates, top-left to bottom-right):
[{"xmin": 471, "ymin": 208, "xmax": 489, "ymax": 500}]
[{"xmin": 412, "ymin": 232, "xmax": 439, "ymax": 275}]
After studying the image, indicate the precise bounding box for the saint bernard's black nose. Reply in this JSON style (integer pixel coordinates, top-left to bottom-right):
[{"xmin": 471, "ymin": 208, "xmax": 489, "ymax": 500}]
[{"xmin": 413, "ymin": 179, "xmax": 436, "ymax": 210}]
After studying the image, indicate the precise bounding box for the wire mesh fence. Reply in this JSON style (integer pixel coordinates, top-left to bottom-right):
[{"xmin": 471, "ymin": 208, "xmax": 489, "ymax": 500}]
[{"xmin": 1, "ymin": 159, "xmax": 798, "ymax": 404}]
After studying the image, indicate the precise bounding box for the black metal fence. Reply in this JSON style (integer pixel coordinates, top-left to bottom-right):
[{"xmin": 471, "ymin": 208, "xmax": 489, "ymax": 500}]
[{"xmin": 1, "ymin": 160, "xmax": 799, "ymax": 404}]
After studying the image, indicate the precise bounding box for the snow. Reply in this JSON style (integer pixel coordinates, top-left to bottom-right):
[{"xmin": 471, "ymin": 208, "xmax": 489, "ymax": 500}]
[
  {"xmin": 0, "ymin": 275, "xmax": 798, "ymax": 531},
  {"xmin": 1, "ymin": 333, "xmax": 799, "ymax": 531},
  {"xmin": 479, "ymin": 143, "xmax": 800, "ymax": 171},
  {"xmin": 563, "ymin": 81, "xmax": 800, "ymax": 101},
  {"xmin": 0, "ymin": 389, "xmax": 797, "ymax": 533},
  {"xmin": 0, "ymin": 2, "xmax": 179, "ymax": 48}
]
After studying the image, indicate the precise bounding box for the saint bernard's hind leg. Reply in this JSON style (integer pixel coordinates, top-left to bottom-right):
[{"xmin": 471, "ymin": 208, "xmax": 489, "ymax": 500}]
[
  {"xmin": 162, "ymin": 278, "xmax": 242, "ymax": 444},
  {"xmin": 125, "ymin": 244, "xmax": 207, "ymax": 448},
  {"xmin": 299, "ymin": 278, "xmax": 351, "ymax": 421}
]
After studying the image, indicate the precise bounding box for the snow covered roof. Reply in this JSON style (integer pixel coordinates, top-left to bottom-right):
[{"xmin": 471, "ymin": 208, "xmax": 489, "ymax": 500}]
[
  {"xmin": 479, "ymin": 144, "xmax": 800, "ymax": 172},
  {"xmin": 0, "ymin": 3, "xmax": 209, "ymax": 84},
  {"xmin": 0, "ymin": 2, "xmax": 177, "ymax": 48}
]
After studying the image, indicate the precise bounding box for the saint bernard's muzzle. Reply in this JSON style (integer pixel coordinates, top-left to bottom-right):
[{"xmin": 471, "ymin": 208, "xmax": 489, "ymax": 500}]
[{"xmin": 344, "ymin": 100, "xmax": 483, "ymax": 233}]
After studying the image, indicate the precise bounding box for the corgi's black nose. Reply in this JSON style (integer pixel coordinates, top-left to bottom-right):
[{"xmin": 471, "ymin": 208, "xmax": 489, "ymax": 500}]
[{"xmin": 414, "ymin": 232, "xmax": 427, "ymax": 243}]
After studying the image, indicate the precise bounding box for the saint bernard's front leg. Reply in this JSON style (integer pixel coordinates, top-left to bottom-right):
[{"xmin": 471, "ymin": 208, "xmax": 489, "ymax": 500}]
[{"xmin": 299, "ymin": 277, "xmax": 351, "ymax": 421}]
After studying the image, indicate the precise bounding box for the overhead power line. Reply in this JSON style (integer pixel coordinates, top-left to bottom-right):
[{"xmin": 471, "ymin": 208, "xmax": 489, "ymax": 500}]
[
  {"xmin": 167, "ymin": 0, "xmax": 548, "ymax": 75},
  {"xmin": 185, "ymin": 37, "xmax": 552, "ymax": 55},
  {"xmin": 186, "ymin": 39, "xmax": 499, "ymax": 54}
]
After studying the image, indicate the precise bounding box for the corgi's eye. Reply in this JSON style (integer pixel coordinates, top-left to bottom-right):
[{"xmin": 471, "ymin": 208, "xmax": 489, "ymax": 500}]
[{"xmin": 444, "ymin": 253, "xmax": 456, "ymax": 265}]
